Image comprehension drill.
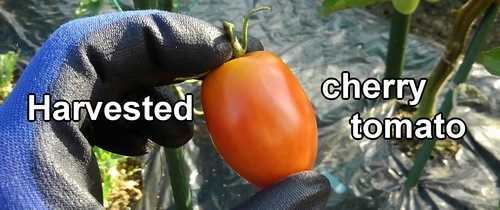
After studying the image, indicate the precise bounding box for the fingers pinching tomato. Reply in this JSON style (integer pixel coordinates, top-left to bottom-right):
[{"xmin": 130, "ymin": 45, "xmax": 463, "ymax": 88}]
[{"xmin": 200, "ymin": 7, "xmax": 318, "ymax": 189}]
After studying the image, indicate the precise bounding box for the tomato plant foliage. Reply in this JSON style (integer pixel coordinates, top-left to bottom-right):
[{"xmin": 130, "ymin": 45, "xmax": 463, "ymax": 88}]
[{"xmin": 483, "ymin": 47, "xmax": 500, "ymax": 76}]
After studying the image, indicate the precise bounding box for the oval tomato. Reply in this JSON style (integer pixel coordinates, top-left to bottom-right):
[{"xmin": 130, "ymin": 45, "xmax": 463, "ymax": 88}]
[{"xmin": 200, "ymin": 51, "xmax": 318, "ymax": 189}]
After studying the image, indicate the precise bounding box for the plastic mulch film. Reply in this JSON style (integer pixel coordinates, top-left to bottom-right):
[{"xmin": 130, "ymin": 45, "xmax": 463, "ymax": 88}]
[
  {"xmin": 1, "ymin": 0, "xmax": 499, "ymax": 209},
  {"xmin": 135, "ymin": 1, "xmax": 500, "ymax": 209}
]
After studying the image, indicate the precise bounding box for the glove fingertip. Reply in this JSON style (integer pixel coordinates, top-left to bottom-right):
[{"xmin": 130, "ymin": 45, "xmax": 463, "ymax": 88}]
[
  {"xmin": 138, "ymin": 119, "xmax": 194, "ymax": 148},
  {"xmin": 231, "ymin": 171, "xmax": 332, "ymax": 210},
  {"xmin": 125, "ymin": 86, "xmax": 194, "ymax": 148}
]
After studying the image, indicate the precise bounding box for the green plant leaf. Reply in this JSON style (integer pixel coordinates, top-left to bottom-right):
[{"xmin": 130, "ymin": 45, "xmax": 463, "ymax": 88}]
[
  {"xmin": 92, "ymin": 146, "xmax": 127, "ymax": 202},
  {"xmin": 0, "ymin": 51, "xmax": 20, "ymax": 87},
  {"xmin": 483, "ymin": 47, "xmax": 500, "ymax": 76},
  {"xmin": 319, "ymin": 0, "xmax": 390, "ymax": 16},
  {"xmin": 102, "ymin": 173, "xmax": 113, "ymax": 200},
  {"xmin": 75, "ymin": 0, "xmax": 105, "ymax": 18},
  {"xmin": 0, "ymin": 50, "xmax": 20, "ymax": 101},
  {"xmin": 92, "ymin": 147, "xmax": 126, "ymax": 173}
]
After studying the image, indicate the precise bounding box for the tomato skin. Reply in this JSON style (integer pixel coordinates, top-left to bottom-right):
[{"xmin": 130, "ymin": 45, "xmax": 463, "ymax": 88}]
[{"xmin": 200, "ymin": 51, "xmax": 318, "ymax": 189}]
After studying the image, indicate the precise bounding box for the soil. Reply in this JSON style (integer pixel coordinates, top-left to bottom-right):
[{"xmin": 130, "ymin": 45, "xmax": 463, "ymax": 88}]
[
  {"xmin": 105, "ymin": 157, "xmax": 143, "ymax": 210},
  {"xmin": 389, "ymin": 104, "xmax": 463, "ymax": 160}
]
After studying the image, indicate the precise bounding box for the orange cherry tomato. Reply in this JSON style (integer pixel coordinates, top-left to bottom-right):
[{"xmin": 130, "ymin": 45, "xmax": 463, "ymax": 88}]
[{"xmin": 200, "ymin": 51, "xmax": 318, "ymax": 189}]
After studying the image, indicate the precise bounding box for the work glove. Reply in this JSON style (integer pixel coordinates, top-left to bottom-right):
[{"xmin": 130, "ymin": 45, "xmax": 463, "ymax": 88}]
[{"xmin": 0, "ymin": 10, "xmax": 331, "ymax": 209}]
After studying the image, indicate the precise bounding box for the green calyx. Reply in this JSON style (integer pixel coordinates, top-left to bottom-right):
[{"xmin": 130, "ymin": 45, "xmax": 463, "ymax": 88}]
[{"xmin": 223, "ymin": 7, "xmax": 271, "ymax": 58}]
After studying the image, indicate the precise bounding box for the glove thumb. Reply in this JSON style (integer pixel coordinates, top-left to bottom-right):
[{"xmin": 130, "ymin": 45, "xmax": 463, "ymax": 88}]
[{"xmin": 231, "ymin": 171, "xmax": 332, "ymax": 210}]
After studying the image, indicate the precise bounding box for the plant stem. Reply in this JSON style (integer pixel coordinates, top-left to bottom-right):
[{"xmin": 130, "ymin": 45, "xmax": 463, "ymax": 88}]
[
  {"xmin": 222, "ymin": 7, "xmax": 270, "ymax": 58},
  {"xmin": 222, "ymin": 22, "xmax": 245, "ymax": 58},
  {"xmin": 384, "ymin": 6, "xmax": 411, "ymax": 99},
  {"xmin": 124, "ymin": 1, "xmax": 192, "ymax": 209},
  {"xmin": 164, "ymin": 147, "xmax": 193, "ymax": 210},
  {"xmin": 411, "ymin": 0, "xmax": 494, "ymax": 121},
  {"xmin": 112, "ymin": 0, "xmax": 123, "ymax": 11},
  {"xmin": 404, "ymin": 3, "xmax": 499, "ymax": 191},
  {"xmin": 132, "ymin": 0, "xmax": 158, "ymax": 9},
  {"xmin": 403, "ymin": 137, "xmax": 437, "ymax": 192},
  {"xmin": 161, "ymin": 0, "xmax": 178, "ymax": 12},
  {"xmin": 451, "ymin": 4, "xmax": 499, "ymax": 85},
  {"xmin": 161, "ymin": 0, "xmax": 192, "ymax": 206},
  {"xmin": 241, "ymin": 7, "xmax": 270, "ymax": 53}
]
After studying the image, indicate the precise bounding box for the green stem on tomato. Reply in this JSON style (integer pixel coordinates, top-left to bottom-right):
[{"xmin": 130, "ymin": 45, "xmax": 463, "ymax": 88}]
[
  {"xmin": 384, "ymin": 6, "xmax": 411, "ymax": 99},
  {"xmin": 222, "ymin": 7, "xmax": 271, "ymax": 58},
  {"xmin": 404, "ymin": 3, "xmax": 499, "ymax": 192},
  {"xmin": 222, "ymin": 22, "xmax": 245, "ymax": 58},
  {"xmin": 241, "ymin": 7, "xmax": 270, "ymax": 52}
]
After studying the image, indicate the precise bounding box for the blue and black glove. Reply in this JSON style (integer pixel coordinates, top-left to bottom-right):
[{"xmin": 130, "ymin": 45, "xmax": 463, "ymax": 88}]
[{"xmin": 0, "ymin": 10, "xmax": 331, "ymax": 209}]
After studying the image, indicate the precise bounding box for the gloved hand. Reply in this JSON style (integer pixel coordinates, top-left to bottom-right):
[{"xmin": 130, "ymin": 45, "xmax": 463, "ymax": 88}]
[
  {"xmin": 0, "ymin": 10, "xmax": 331, "ymax": 209},
  {"xmin": 231, "ymin": 171, "xmax": 331, "ymax": 210}
]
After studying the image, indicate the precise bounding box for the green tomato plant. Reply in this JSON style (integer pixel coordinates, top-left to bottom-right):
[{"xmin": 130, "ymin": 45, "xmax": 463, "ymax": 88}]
[
  {"xmin": 320, "ymin": 0, "xmax": 500, "ymax": 194},
  {"xmin": 78, "ymin": 0, "xmax": 500, "ymax": 208},
  {"xmin": 483, "ymin": 47, "xmax": 500, "ymax": 76},
  {"xmin": 0, "ymin": 50, "xmax": 20, "ymax": 103}
]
